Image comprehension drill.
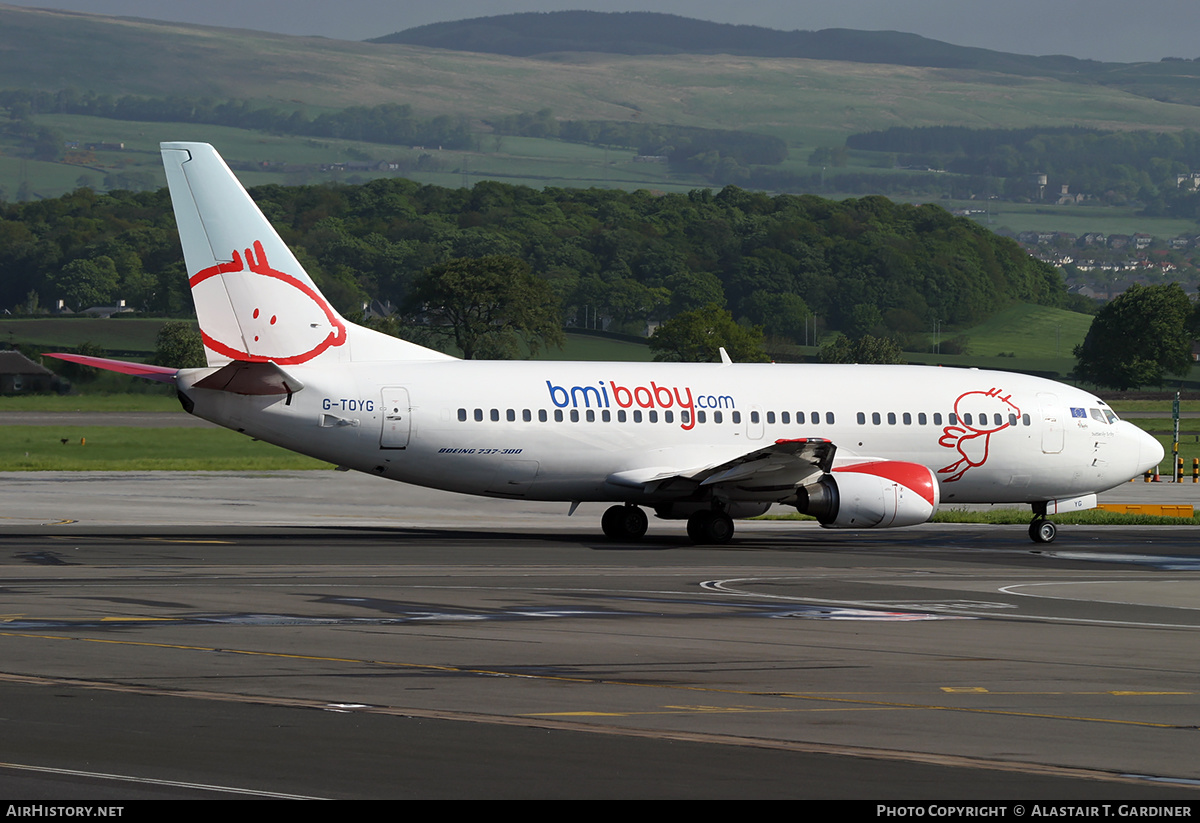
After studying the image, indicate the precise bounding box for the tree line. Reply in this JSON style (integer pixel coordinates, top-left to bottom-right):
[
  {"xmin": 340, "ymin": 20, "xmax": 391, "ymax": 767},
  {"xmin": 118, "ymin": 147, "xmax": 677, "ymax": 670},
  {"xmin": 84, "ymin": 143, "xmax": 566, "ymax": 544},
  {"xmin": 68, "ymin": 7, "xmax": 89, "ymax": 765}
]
[
  {"xmin": 0, "ymin": 177, "xmax": 1075, "ymax": 356},
  {"xmin": 0, "ymin": 90, "xmax": 476, "ymax": 152},
  {"xmin": 846, "ymin": 125, "xmax": 1200, "ymax": 207}
]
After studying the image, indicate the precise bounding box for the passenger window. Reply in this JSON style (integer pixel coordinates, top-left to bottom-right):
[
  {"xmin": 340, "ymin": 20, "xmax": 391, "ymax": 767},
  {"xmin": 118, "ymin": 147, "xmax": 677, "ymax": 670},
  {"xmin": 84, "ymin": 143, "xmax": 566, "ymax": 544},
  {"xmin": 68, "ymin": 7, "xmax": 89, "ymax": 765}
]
[
  {"xmin": 538, "ymin": 409, "xmax": 548, "ymax": 422},
  {"xmin": 664, "ymin": 410, "xmax": 673, "ymax": 423},
  {"xmin": 586, "ymin": 409, "xmax": 595, "ymax": 422},
  {"xmin": 714, "ymin": 411, "xmax": 723, "ymax": 424},
  {"xmin": 963, "ymin": 413, "xmax": 972, "ymax": 425},
  {"xmin": 781, "ymin": 412, "xmax": 790, "ymax": 424},
  {"xmin": 490, "ymin": 409, "xmax": 500, "ymax": 422},
  {"xmin": 732, "ymin": 411, "xmax": 742, "ymax": 424},
  {"xmin": 649, "ymin": 410, "xmax": 658, "ymax": 423},
  {"xmin": 570, "ymin": 409, "xmax": 579, "ymax": 422},
  {"xmin": 872, "ymin": 412, "xmax": 881, "ymax": 425},
  {"xmin": 697, "ymin": 411, "xmax": 706, "ymax": 424},
  {"xmin": 1022, "ymin": 414, "xmax": 1031, "ymax": 425},
  {"xmin": 810, "ymin": 412, "xmax": 819, "ymax": 425},
  {"xmin": 458, "ymin": 408, "xmax": 467, "ymax": 422},
  {"xmin": 766, "ymin": 411, "xmax": 775, "ymax": 424},
  {"xmin": 474, "ymin": 408, "xmax": 483, "ymax": 422},
  {"xmin": 751, "ymin": 411, "xmax": 760, "ymax": 424},
  {"xmin": 826, "ymin": 412, "xmax": 834, "ymax": 424},
  {"xmin": 618, "ymin": 410, "xmax": 627, "ymax": 423},
  {"xmin": 523, "ymin": 409, "xmax": 532, "ymax": 422},
  {"xmin": 918, "ymin": 413, "xmax": 927, "ymax": 425},
  {"xmin": 887, "ymin": 412, "xmax": 896, "ymax": 425},
  {"xmin": 602, "ymin": 410, "xmax": 611, "ymax": 422},
  {"xmin": 857, "ymin": 412, "xmax": 866, "ymax": 425},
  {"xmin": 949, "ymin": 413, "xmax": 958, "ymax": 425},
  {"xmin": 554, "ymin": 409, "xmax": 563, "ymax": 422},
  {"xmin": 933, "ymin": 412, "xmax": 942, "ymax": 425},
  {"xmin": 680, "ymin": 411, "xmax": 689, "ymax": 424},
  {"xmin": 506, "ymin": 409, "xmax": 515, "ymax": 422},
  {"xmin": 903, "ymin": 412, "xmax": 911, "ymax": 425},
  {"xmin": 633, "ymin": 410, "xmax": 643, "ymax": 423}
]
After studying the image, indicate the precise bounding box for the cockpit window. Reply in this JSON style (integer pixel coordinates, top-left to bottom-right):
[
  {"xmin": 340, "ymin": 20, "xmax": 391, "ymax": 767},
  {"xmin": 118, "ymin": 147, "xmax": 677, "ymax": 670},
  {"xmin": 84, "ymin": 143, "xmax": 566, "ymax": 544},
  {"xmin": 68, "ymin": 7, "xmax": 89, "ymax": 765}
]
[
  {"xmin": 1090, "ymin": 408, "xmax": 1105, "ymax": 423},
  {"xmin": 1104, "ymin": 409, "xmax": 1118, "ymax": 424}
]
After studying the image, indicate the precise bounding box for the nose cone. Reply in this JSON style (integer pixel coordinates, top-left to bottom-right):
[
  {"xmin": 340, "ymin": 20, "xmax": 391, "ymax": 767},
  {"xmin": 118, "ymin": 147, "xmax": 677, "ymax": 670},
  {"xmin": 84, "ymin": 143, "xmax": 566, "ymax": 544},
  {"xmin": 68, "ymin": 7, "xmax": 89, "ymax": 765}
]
[{"xmin": 1134, "ymin": 424, "xmax": 1165, "ymax": 476}]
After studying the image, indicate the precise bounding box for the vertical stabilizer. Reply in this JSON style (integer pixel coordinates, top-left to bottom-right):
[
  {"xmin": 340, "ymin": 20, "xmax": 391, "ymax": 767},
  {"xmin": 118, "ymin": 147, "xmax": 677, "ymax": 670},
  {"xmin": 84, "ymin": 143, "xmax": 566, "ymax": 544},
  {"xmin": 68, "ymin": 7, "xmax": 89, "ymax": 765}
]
[{"xmin": 161, "ymin": 142, "xmax": 452, "ymax": 366}]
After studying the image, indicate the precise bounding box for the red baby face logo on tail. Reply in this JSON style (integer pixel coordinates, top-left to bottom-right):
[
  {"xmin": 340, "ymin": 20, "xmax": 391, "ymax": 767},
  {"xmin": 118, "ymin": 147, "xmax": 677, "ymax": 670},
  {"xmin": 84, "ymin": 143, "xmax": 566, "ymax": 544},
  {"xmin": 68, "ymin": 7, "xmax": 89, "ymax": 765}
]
[
  {"xmin": 189, "ymin": 240, "xmax": 346, "ymax": 365},
  {"xmin": 937, "ymin": 388, "xmax": 1021, "ymax": 482}
]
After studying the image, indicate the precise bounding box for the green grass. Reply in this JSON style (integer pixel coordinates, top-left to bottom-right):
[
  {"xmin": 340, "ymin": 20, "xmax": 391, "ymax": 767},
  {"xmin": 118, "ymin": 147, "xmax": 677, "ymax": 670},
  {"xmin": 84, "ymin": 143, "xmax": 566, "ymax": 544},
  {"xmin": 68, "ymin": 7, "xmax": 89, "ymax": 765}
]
[
  {"xmin": 538, "ymin": 333, "xmax": 652, "ymax": 362},
  {"xmin": 1110, "ymin": 400, "xmax": 1200, "ymax": 413},
  {"xmin": 955, "ymin": 304, "xmax": 1093, "ymax": 360},
  {"xmin": 0, "ymin": 394, "xmax": 180, "ymax": 411},
  {"xmin": 0, "ymin": 318, "xmax": 169, "ymax": 354},
  {"xmin": 950, "ymin": 200, "xmax": 1200, "ymax": 240},
  {"xmin": 0, "ymin": 426, "xmax": 329, "ymax": 471}
]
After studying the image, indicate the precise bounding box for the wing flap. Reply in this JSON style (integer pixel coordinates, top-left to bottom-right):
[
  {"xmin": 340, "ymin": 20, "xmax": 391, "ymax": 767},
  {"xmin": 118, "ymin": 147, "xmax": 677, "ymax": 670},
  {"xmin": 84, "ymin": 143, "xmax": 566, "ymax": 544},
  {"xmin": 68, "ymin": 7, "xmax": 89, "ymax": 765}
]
[{"xmin": 605, "ymin": 438, "xmax": 836, "ymax": 499}]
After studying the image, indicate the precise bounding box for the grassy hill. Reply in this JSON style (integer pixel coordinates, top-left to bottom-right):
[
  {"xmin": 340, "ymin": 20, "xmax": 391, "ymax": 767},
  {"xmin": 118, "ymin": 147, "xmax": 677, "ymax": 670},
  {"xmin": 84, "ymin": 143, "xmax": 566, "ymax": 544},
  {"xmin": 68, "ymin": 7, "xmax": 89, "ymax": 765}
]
[
  {"xmin": 5, "ymin": 5, "xmax": 1200, "ymax": 142},
  {"xmin": 3, "ymin": 8, "xmax": 1199, "ymax": 251}
]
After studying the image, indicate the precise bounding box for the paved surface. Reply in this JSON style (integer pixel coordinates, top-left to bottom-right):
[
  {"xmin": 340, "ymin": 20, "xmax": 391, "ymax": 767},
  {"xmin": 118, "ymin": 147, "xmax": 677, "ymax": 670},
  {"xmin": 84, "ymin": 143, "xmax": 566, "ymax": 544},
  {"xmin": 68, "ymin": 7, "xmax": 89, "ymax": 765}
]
[{"xmin": 2, "ymin": 472, "xmax": 1200, "ymax": 799}]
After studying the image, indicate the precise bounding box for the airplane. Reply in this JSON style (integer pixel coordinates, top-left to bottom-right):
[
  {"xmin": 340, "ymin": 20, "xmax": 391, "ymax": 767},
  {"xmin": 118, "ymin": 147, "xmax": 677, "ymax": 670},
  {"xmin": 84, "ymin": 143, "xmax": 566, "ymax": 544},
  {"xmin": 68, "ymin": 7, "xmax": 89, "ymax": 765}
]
[{"xmin": 47, "ymin": 142, "xmax": 1164, "ymax": 545}]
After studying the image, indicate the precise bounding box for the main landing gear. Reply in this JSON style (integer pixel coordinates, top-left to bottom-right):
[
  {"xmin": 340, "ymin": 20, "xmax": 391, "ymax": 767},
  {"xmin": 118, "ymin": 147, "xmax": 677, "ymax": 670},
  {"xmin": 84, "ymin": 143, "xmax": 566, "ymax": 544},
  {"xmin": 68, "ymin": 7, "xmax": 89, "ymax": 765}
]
[
  {"xmin": 686, "ymin": 509, "xmax": 735, "ymax": 545},
  {"xmin": 1029, "ymin": 516, "xmax": 1057, "ymax": 544},
  {"xmin": 600, "ymin": 504, "xmax": 736, "ymax": 544},
  {"xmin": 601, "ymin": 504, "xmax": 648, "ymax": 541}
]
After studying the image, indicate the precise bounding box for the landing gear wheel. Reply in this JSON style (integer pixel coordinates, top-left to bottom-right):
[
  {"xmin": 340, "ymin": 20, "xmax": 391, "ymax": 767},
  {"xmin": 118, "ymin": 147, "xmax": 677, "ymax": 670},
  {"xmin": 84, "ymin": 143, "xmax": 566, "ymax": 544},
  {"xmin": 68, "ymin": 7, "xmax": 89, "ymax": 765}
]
[
  {"xmin": 601, "ymin": 505, "xmax": 648, "ymax": 541},
  {"xmin": 686, "ymin": 510, "xmax": 735, "ymax": 544},
  {"xmin": 1029, "ymin": 518, "xmax": 1057, "ymax": 544}
]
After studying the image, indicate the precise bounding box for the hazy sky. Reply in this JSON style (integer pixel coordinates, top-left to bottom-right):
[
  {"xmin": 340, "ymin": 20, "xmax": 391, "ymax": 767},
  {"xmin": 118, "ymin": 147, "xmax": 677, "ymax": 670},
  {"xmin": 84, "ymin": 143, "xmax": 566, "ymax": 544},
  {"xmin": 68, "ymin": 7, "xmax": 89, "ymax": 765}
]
[{"xmin": 6, "ymin": 0, "xmax": 1200, "ymax": 63}]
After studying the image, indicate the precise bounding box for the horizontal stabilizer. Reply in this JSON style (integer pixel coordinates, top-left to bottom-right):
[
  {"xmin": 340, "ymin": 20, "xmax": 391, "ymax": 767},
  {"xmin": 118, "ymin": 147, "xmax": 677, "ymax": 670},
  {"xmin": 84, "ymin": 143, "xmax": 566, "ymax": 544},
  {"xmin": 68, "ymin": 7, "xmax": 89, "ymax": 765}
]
[
  {"xmin": 43, "ymin": 353, "xmax": 177, "ymax": 384},
  {"xmin": 192, "ymin": 360, "xmax": 304, "ymax": 395}
]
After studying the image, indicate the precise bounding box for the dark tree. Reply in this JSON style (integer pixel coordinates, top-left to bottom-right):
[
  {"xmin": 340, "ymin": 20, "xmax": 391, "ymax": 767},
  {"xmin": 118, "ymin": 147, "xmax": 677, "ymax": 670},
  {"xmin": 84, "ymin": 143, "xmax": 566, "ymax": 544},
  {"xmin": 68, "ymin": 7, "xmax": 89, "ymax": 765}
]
[
  {"xmin": 1074, "ymin": 283, "xmax": 1194, "ymax": 390},
  {"xmin": 649, "ymin": 303, "xmax": 769, "ymax": 363},
  {"xmin": 405, "ymin": 256, "xmax": 564, "ymax": 360},
  {"xmin": 152, "ymin": 321, "xmax": 206, "ymax": 368}
]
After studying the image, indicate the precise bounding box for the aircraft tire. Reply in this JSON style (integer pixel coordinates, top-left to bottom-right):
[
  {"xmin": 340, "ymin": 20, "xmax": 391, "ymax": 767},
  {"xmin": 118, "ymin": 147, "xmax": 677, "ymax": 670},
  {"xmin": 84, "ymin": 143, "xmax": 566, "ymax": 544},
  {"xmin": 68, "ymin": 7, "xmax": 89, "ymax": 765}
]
[
  {"xmin": 602, "ymin": 505, "xmax": 647, "ymax": 541},
  {"xmin": 687, "ymin": 510, "xmax": 734, "ymax": 545},
  {"xmin": 1029, "ymin": 519, "xmax": 1057, "ymax": 543}
]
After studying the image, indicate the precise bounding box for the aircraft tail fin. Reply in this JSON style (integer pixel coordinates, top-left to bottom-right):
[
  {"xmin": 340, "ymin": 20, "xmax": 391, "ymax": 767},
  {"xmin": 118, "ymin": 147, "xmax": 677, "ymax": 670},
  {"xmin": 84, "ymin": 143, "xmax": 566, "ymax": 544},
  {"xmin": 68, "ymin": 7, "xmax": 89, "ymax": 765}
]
[{"xmin": 160, "ymin": 142, "xmax": 452, "ymax": 367}]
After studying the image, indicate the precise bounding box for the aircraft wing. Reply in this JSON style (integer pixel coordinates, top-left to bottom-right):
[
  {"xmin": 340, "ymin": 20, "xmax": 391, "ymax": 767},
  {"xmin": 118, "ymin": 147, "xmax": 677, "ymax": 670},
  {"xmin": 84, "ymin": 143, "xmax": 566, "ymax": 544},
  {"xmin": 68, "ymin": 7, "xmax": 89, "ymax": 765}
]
[{"xmin": 606, "ymin": 438, "xmax": 835, "ymax": 499}]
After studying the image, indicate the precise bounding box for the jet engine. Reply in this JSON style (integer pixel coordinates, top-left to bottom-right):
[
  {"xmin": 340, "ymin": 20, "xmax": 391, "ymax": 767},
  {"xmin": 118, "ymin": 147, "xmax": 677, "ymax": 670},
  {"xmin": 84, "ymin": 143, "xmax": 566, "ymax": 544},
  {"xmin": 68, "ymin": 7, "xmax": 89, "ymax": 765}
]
[{"xmin": 792, "ymin": 461, "xmax": 939, "ymax": 528}]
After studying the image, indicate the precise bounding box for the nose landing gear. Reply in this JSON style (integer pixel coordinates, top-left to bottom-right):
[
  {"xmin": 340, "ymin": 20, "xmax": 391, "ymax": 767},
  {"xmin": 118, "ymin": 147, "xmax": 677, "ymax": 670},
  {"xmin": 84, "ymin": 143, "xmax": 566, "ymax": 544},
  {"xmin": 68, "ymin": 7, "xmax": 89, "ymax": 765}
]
[{"xmin": 1029, "ymin": 516, "xmax": 1057, "ymax": 543}]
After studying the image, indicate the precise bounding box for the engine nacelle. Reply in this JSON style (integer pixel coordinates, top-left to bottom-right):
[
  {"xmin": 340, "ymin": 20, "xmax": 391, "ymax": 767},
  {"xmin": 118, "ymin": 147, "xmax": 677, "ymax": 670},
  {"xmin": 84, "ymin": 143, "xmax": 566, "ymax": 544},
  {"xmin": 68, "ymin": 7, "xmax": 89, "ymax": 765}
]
[{"xmin": 793, "ymin": 461, "xmax": 940, "ymax": 529}]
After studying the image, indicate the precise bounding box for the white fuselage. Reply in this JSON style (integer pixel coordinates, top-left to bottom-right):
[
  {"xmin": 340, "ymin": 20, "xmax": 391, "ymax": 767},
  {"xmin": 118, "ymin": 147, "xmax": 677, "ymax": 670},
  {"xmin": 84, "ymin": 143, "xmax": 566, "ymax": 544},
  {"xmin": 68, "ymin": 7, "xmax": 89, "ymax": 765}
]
[{"xmin": 177, "ymin": 360, "xmax": 1161, "ymax": 508}]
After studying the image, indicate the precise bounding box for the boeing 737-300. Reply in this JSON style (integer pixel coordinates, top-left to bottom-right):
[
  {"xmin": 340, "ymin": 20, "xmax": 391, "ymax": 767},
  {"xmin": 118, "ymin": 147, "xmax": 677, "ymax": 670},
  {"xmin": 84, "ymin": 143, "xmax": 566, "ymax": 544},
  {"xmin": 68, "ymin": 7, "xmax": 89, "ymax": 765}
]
[{"xmin": 48, "ymin": 143, "xmax": 1164, "ymax": 544}]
